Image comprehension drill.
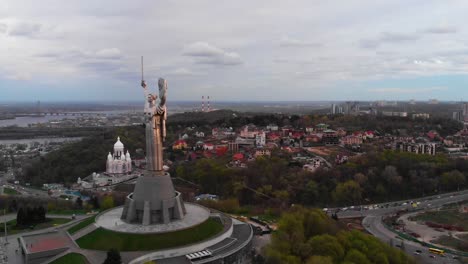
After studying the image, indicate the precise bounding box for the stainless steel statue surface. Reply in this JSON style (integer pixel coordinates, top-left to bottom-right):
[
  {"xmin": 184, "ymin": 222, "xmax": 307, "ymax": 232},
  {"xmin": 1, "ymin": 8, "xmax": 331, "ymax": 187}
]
[
  {"xmin": 120, "ymin": 58, "xmax": 185, "ymax": 225},
  {"xmin": 142, "ymin": 78, "xmax": 167, "ymax": 173}
]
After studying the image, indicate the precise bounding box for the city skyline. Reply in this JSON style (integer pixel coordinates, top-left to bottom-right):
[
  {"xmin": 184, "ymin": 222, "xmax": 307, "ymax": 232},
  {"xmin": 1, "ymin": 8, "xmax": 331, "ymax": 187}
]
[{"xmin": 2, "ymin": 1, "xmax": 468, "ymax": 101}]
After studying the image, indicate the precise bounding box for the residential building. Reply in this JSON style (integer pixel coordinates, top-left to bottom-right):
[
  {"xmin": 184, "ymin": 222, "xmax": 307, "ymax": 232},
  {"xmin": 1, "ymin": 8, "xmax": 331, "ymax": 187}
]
[
  {"xmin": 255, "ymin": 149, "xmax": 271, "ymax": 158},
  {"xmin": 394, "ymin": 142, "xmax": 436, "ymax": 155},
  {"xmin": 322, "ymin": 129, "xmax": 339, "ymax": 145},
  {"xmin": 341, "ymin": 135, "xmax": 363, "ymax": 145},
  {"xmin": 173, "ymin": 140, "xmax": 188, "ymax": 150}
]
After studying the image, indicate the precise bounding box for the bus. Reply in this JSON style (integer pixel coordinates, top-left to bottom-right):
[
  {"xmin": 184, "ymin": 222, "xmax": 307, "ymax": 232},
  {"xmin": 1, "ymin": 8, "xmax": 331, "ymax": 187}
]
[{"xmin": 428, "ymin": 248, "xmax": 444, "ymax": 255}]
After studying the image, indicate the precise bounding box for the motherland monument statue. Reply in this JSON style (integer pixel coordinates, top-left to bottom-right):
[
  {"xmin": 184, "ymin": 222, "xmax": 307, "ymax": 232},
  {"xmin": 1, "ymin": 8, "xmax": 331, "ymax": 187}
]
[
  {"xmin": 142, "ymin": 77, "xmax": 167, "ymax": 173},
  {"xmin": 121, "ymin": 57, "xmax": 186, "ymax": 225}
]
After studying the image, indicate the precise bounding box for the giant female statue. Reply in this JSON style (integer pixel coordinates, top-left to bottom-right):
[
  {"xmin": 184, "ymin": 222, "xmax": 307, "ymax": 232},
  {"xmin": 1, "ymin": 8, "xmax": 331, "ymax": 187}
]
[{"xmin": 142, "ymin": 78, "xmax": 167, "ymax": 173}]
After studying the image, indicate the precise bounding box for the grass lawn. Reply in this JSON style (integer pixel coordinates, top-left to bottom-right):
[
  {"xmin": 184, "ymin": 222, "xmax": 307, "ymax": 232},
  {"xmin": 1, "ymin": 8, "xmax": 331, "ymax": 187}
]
[
  {"xmin": 68, "ymin": 215, "xmax": 97, "ymax": 235},
  {"xmin": 0, "ymin": 218, "xmax": 71, "ymax": 235},
  {"xmin": 50, "ymin": 253, "xmax": 88, "ymax": 264},
  {"xmin": 3, "ymin": 187, "xmax": 20, "ymax": 195},
  {"xmin": 412, "ymin": 209, "xmax": 468, "ymax": 230},
  {"xmin": 77, "ymin": 218, "xmax": 223, "ymax": 251},
  {"xmin": 432, "ymin": 235, "xmax": 468, "ymax": 252}
]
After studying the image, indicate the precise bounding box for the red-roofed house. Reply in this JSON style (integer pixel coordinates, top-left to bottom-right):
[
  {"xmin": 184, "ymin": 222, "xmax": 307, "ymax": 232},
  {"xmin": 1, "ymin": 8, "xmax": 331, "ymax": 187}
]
[
  {"xmin": 267, "ymin": 132, "xmax": 281, "ymax": 141},
  {"xmin": 427, "ymin": 131, "xmax": 438, "ymax": 140},
  {"xmin": 173, "ymin": 140, "xmax": 188, "ymax": 150},
  {"xmin": 216, "ymin": 146, "xmax": 228, "ymax": 156},
  {"xmin": 364, "ymin": 131, "xmax": 375, "ymax": 139},
  {"xmin": 291, "ymin": 131, "xmax": 304, "ymax": 139},
  {"xmin": 305, "ymin": 134, "xmax": 322, "ymax": 143},
  {"xmin": 233, "ymin": 153, "xmax": 244, "ymax": 161},
  {"xmin": 203, "ymin": 143, "xmax": 214, "ymax": 150}
]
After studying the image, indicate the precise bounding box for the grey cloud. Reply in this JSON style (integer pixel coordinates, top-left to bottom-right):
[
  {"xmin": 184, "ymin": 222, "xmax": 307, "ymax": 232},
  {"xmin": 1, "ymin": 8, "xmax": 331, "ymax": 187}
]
[
  {"xmin": 0, "ymin": 23, "xmax": 6, "ymax": 33},
  {"xmin": 167, "ymin": 67, "xmax": 204, "ymax": 76},
  {"xmin": 273, "ymin": 58, "xmax": 290, "ymax": 63},
  {"xmin": 36, "ymin": 48, "xmax": 121, "ymax": 61},
  {"xmin": 95, "ymin": 48, "xmax": 122, "ymax": 59},
  {"xmin": 79, "ymin": 60, "xmax": 122, "ymax": 72},
  {"xmin": 424, "ymin": 26, "xmax": 457, "ymax": 34},
  {"xmin": 380, "ymin": 32, "xmax": 419, "ymax": 42},
  {"xmin": 182, "ymin": 42, "xmax": 242, "ymax": 66},
  {"xmin": 359, "ymin": 39, "xmax": 380, "ymax": 49},
  {"xmin": 279, "ymin": 37, "xmax": 321, "ymax": 47},
  {"xmin": 8, "ymin": 21, "xmax": 42, "ymax": 37},
  {"xmin": 359, "ymin": 31, "xmax": 420, "ymax": 49}
]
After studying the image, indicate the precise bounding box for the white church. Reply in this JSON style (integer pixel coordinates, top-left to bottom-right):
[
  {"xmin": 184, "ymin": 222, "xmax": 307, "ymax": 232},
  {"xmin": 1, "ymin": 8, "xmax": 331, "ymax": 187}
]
[{"xmin": 106, "ymin": 137, "xmax": 132, "ymax": 174}]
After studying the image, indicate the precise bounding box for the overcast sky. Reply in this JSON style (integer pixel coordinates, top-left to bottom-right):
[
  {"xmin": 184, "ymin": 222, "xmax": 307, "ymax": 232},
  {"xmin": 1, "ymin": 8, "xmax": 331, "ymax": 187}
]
[{"xmin": 2, "ymin": 0, "xmax": 468, "ymax": 101}]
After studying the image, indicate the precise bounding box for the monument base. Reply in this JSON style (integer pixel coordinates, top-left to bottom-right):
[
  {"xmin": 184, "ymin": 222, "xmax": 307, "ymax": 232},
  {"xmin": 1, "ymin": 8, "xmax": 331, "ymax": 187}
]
[{"xmin": 121, "ymin": 172, "xmax": 186, "ymax": 225}]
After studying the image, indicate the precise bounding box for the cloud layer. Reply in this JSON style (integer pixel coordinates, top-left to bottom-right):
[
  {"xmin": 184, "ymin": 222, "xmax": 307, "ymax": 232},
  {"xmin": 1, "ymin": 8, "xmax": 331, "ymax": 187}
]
[
  {"xmin": 182, "ymin": 42, "xmax": 243, "ymax": 66},
  {"xmin": 1, "ymin": 0, "xmax": 468, "ymax": 101}
]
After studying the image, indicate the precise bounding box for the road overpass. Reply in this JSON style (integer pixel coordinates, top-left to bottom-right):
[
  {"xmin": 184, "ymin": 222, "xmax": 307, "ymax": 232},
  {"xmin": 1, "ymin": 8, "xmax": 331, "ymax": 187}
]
[{"xmin": 336, "ymin": 190, "xmax": 468, "ymax": 264}]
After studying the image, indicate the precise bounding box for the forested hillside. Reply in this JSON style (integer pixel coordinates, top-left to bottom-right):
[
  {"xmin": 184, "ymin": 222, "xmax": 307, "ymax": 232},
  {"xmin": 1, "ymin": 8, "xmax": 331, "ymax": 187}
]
[{"xmin": 20, "ymin": 126, "xmax": 145, "ymax": 186}]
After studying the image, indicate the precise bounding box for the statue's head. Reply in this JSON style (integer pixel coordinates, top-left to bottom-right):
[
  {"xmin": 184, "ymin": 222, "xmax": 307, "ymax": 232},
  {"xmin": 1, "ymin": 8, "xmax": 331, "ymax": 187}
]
[{"xmin": 147, "ymin": 94, "xmax": 156, "ymax": 103}]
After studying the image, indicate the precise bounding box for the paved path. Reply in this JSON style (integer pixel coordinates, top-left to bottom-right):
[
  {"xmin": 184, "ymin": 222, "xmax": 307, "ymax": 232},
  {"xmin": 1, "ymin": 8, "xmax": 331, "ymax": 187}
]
[
  {"xmin": 71, "ymin": 222, "xmax": 98, "ymax": 240},
  {"xmin": 0, "ymin": 214, "xmax": 92, "ymax": 264}
]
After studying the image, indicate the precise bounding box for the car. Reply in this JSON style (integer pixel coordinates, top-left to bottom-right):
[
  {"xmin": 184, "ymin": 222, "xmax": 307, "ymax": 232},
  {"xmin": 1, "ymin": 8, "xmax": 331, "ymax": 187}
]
[
  {"xmin": 429, "ymin": 255, "xmax": 435, "ymax": 258},
  {"xmin": 453, "ymin": 256, "xmax": 459, "ymax": 259},
  {"xmin": 415, "ymin": 249, "xmax": 422, "ymax": 253},
  {"xmin": 413, "ymin": 251, "xmax": 420, "ymax": 255},
  {"xmin": 323, "ymin": 208, "xmax": 328, "ymax": 212}
]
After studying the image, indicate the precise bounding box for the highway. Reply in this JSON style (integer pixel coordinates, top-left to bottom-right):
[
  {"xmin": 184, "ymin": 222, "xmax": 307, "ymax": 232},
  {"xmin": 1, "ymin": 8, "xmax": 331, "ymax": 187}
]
[{"xmin": 336, "ymin": 190, "xmax": 468, "ymax": 264}]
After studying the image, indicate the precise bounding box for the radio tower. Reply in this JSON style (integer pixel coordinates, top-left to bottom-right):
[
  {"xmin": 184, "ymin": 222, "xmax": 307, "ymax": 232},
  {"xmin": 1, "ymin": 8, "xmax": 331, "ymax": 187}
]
[
  {"xmin": 207, "ymin": 96, "xmax": 211, "ymax": 112},
  {"xmin": 201, "ymin": 96, "xmax": 205, "ymax": 112}
]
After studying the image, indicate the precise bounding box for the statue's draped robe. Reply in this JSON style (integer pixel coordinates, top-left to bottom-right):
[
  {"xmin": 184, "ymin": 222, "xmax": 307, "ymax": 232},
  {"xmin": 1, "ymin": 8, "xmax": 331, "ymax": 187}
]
[{"xmin": 146, "ymin": 101, "xmax": 166, "ymax": 172}]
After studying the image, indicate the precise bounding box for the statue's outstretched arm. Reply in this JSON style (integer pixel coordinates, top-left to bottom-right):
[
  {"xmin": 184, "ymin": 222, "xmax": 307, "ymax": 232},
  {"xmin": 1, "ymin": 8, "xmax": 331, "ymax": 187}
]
[{"xmin": 158, "ymin": 78, "xmax": 167, "ymax": 108}]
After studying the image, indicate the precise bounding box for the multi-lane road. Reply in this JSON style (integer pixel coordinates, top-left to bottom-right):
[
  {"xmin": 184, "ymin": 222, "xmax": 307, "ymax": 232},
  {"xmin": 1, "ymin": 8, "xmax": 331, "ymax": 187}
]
[{"xmin": 336, "ymin": 190, "xmax": 468, "ymax": 264}]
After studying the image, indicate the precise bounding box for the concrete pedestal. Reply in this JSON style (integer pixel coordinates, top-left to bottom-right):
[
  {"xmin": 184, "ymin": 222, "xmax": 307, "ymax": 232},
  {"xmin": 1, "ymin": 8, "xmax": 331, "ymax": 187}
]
[{"xmin": 121, "ymin": 172, "xmax": 186, "ymax": 225}]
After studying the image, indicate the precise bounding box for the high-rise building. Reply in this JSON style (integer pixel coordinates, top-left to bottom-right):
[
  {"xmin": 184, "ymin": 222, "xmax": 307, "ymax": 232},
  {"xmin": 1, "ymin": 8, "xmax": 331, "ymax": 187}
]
[
  {"xmin": 463, "ymin": 103, "xmax": 468, "ymax": 122},
  {"xmin": 331, "ymin": 103, "xmax": 337, "ymax": 114}
]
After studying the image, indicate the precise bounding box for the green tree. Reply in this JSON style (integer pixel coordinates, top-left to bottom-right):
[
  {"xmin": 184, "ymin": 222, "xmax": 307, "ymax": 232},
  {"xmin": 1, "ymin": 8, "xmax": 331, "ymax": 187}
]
[
  {"xmin": 103, "ymin": 248, "xmax": 122, "ymax": 264},
  {"xmin": 306, "ymin": 255, "xmax": 333, "ymax": 264},
  {"xmin": 302, "ymin": 180, "xmax": 319, "ymax": 205},
  {"xmin": 307, "ymin": 234, "xmax": 344, "ymax": 262},
  {"xmin": 266, "ymin": 207, "xmax": 416, "ymax": 264},
  {"xmin": 344, "ymin": 249, "xmax": 371, "ymax": 264},
  {"xmin": 332, "ymin": 180, "xmax": 362, "ymax": 206},
  {"xmin": 101, "ymin": 196, "xmax": 114, "ymax": 210},
  {"xmin": 75, "ymin": 197, "xmax": 83, "ymax": 209},
  {"xmin": 440, "ymin": 170, "xmax": 466, "ymax": 191},
  {"xmin": 16, "ymin": 207, "xmax": 25, "ymax": 226}
]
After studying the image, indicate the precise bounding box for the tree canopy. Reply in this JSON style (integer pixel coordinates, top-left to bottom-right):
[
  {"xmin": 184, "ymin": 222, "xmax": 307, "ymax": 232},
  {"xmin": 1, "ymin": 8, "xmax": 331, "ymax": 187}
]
[{"xmin": 265, "ymin": 207, "xmax": 416, "ymax": 264}]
